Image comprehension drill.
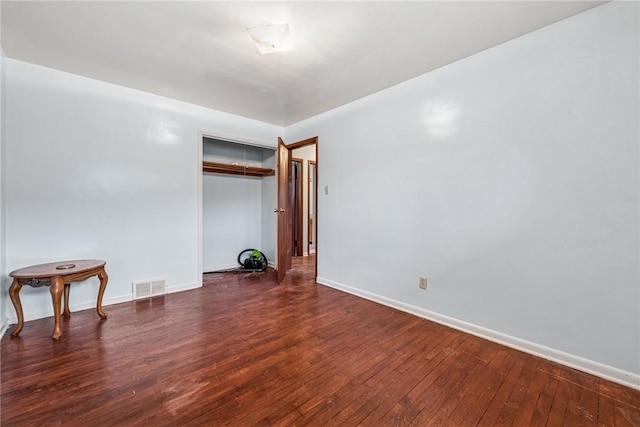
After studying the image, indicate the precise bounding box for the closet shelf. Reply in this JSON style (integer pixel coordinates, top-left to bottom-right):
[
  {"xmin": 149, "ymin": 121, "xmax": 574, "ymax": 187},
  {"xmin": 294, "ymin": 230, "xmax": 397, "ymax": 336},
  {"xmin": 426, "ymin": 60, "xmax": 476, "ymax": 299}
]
[{"xmin": 203, "ymin": 161, "xmax": 275, "ymax": 177}]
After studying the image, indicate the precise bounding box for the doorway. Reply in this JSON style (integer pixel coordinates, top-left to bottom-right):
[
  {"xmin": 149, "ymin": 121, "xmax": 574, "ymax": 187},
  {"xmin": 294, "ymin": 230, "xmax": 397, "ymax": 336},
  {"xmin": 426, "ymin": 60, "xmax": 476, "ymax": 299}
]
[
  {"xmin": 291, "ymin": 144, "xmax": 316, "ymax": 258},
  {"xmin": 291, "ymin": 158, "xmax": 304, "ymax": 257}
]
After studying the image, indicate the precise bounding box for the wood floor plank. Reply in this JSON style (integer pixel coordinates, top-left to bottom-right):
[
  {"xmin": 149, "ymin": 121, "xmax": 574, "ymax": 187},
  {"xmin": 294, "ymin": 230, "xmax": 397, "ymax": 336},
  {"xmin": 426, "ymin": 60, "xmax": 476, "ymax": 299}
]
[
  {"xmin": 493, "ymin": 358, "xmax": 542, "ymax": 425},
  {"xmin": 598, "ymin": 395, "xmax": 616, "ymax": 427},
  {"xmin": 614, "ymin": 402, "xmax": 640, "ymax": 427},
  {"xmin": 439, "ymin": 348, "xmax": 513, "ymax": 426},
  {"xmin": 409, "ymin": 336, "xmax": 499, "ymax": 424},
  {"xmin": 527, "ymin": 364, "xmax": 561, "ymax": 426},
  {"xmin": 354, "ymin": 344, "xmax": 445, "ymax": 425},
  {"xmin": 546, "ymin": 373, "xmax": 572, "ymax": 426},
  {"xmin": 475, "ymin": 355, "xmax": 529, "ymax": 426},
  {"xmin": 2, "ymin": 256, "xmax": 639, "ymax": 426}
]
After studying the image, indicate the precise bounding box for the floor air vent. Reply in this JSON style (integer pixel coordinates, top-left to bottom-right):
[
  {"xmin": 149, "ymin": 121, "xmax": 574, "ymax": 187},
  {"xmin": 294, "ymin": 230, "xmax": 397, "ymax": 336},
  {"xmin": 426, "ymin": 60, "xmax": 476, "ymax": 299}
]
[{"xmin": 133, "ymin": 279, "xmax": 166, "ymax": 299}]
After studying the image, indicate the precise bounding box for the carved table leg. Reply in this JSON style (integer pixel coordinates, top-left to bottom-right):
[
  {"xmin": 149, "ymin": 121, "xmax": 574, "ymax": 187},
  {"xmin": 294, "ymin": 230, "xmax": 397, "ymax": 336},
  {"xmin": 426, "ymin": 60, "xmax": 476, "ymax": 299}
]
[
  {"xmin": 63, "ymin": 283, "xmax": 71, "ymax": 317},
  {"xmin": 50, "ymin": 276, "xmax": 64, "ymax": 340},
  {"xmin": 96, "ymin": 267, "xmax": 108, "ymax": 319},
  {"xmin": 9, "ymin": 278, "xmax": 24, "ymax": 337}
]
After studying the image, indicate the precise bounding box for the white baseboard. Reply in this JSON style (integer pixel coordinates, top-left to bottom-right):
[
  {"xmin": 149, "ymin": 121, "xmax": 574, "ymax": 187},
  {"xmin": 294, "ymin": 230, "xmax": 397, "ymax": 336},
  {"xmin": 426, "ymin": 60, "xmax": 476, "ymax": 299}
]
[
  {"xmin": 4, "ymin": 282, "xmax": 202, "ymax": 325},
  {"xmin": 5, "ymin": 293, "xmax": 134, "ymax": 324},
  {"xmin": 316, "ymin": 276, "xmax": 640, "ymax": 391},
  {"xmin": 97, "ymin": 294, "xmax": 133, "ymax": 307},
  {"xmin": 167, "ymin": 282, "xmax": 201, "ymax": 294},
  {"xmin": 203, "ymin": 264, "xmax": 238, "ymax": 274},
  {"xmin": 0, "ymin": 316, "xmax": 9, "ymax": 338}
]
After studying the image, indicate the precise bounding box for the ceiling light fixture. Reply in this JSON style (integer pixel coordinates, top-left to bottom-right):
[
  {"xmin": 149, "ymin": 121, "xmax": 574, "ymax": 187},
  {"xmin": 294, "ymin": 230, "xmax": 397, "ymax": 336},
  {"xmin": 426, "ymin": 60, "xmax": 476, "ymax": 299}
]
[{"xmin": 247, "ymin": 23, "xmax": 296, "ymax": 55}]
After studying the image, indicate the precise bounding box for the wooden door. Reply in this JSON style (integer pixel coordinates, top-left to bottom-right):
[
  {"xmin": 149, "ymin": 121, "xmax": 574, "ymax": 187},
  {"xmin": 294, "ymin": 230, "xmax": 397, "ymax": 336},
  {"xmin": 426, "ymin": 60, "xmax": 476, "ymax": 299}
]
[{"xmin": 277, "ymin": 137, "xmax": 292, "ymax": 283}]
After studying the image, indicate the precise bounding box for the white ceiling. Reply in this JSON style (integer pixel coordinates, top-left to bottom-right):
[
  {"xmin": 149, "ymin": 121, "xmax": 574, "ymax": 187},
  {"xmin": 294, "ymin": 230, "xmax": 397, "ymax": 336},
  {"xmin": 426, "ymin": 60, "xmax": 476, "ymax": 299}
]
[{"xmin": 1, "ymin": 1, "xmax": 606, "ymax": 126}]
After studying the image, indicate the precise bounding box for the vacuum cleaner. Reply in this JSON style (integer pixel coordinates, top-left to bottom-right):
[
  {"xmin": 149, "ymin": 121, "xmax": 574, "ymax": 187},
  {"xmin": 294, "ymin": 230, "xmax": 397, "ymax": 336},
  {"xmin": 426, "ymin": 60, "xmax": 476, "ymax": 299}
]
[{"xmin": 237, "ymin": 249, "xmax": 269, "ymax": 272}]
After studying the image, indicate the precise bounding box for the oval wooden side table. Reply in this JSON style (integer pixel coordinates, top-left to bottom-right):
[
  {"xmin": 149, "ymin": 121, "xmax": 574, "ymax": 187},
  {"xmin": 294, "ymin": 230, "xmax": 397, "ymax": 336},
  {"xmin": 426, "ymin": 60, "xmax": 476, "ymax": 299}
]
[{"xmin": 8, "ymin": 259, "xmax": 109, "ymax": 340}]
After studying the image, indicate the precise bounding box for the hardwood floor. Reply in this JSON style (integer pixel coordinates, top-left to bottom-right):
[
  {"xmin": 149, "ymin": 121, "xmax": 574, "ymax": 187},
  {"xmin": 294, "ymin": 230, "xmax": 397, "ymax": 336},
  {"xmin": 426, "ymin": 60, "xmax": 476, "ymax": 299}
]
[{"xmin": 2, "ymin": 256, "xmax": 639, "ymax": 426}]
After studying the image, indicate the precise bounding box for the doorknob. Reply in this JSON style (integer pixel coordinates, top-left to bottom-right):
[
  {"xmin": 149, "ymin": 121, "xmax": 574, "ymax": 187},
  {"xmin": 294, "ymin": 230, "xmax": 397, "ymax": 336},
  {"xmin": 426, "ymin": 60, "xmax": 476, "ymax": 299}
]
[{"xmin": 274, "ymin": 208, "xmax": 285, "ymax": 213}]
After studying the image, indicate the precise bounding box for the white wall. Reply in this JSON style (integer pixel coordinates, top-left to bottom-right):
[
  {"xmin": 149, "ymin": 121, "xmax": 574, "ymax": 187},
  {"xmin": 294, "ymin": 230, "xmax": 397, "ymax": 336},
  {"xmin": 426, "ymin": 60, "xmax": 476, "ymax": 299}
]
[
  {"xmin": 0, "ymin": 40, "xmax": 7, "ymax": 333},
  {"xmin": 285, "ymin": 2, "xmax": 639, "ymax": 384},
  {"xmin": 202, "ymin": 140, "xmax": 275, "ymax": 271},
  {"xmin": 4, "ymin": 59, "xmax": 281, "ymax": 323}
]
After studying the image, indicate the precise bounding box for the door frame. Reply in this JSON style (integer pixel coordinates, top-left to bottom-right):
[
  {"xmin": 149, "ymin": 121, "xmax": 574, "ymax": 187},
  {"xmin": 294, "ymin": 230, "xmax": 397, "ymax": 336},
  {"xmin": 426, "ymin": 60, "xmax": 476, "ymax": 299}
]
[
  {"xmin": 307, "ymin": 160, "xmax": 317, "ymax": 256},
  {"xmin": 277, "ymin": 136, "xmax": 319, "ymax": 282}
]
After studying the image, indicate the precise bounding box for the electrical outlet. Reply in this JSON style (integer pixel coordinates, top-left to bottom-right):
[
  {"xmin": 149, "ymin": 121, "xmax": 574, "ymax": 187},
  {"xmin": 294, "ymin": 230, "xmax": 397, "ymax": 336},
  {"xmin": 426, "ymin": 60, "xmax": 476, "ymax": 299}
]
[{"xmin": 419, "ymin": 276, "xmax": 428, "ymax": 290}]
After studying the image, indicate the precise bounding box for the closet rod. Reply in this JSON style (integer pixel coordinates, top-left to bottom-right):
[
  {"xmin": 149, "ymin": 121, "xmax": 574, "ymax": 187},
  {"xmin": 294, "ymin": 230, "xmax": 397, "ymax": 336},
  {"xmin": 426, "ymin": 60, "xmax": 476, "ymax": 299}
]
[{"xmin": 203, "ymin": 161, "xmax": 275, "ymax": 177}]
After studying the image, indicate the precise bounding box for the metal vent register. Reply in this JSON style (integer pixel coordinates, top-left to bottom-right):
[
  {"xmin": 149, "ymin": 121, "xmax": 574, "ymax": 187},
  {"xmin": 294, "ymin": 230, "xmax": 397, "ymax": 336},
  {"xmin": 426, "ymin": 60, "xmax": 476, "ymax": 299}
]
[{"xmin": 132, "ymin": 279, "xmax": 166, "ymax": 299}]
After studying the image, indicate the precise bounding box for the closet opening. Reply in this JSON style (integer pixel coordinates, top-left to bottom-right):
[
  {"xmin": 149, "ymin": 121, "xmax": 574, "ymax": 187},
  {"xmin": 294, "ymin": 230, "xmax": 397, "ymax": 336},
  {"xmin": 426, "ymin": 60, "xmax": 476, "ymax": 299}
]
[{"xmin": 199, "ymin": 135, "xmax": 277, "ymax": 278}]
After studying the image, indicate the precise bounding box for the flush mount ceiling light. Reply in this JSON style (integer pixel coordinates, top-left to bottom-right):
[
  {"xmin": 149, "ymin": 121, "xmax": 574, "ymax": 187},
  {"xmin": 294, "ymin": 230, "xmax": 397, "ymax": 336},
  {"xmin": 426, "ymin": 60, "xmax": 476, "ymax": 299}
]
[{"xmin": 247, "ymin": 23, "xmax": 296, "ymax": 55}]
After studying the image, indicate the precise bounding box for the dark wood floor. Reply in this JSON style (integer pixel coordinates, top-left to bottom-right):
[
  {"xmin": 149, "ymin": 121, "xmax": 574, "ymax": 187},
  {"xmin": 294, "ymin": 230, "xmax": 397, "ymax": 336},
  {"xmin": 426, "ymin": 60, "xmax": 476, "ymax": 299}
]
[{"xmin": 2, "ymin": 256, "xmax": 639, "ymax": 426}]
